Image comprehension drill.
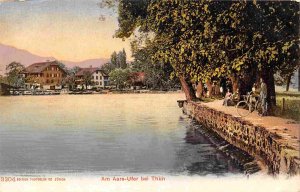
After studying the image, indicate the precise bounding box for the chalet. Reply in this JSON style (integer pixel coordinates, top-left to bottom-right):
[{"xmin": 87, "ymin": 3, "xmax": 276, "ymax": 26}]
[
  {"xmin": 75, "ymin": 67, "xmax": 109, "ymax": 89},
  {"xmin": 22, "ymin": 61, "xmax": 67, "ymax": 90}
]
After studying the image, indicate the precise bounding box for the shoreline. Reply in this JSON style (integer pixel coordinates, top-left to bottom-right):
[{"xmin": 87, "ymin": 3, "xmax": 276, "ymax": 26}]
[
  {"xmin": 181, "ymin": 100, "xmax": 300, "ymax": 175},
  {"xmin": 0, "ymin": 90, "xmax": 183, "ymax": 96}
]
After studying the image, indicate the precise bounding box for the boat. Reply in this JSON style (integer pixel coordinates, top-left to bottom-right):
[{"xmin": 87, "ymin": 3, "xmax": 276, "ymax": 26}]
[{"xmin": 23, "ymin": 91, "xmax": 33, "ymax": 95}]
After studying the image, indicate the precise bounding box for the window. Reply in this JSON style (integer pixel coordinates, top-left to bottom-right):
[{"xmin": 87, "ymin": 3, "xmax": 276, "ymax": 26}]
[
  {"xmin": 51, "ymin": 80, "xmax": 54, "ymax": 83},
  {"xmin": 96, "ymin": 76, "xmax": 98, "ymax": 80},
  {"xmin": 96, "ymin": 82, "xmax": 99, "ymax": 85},
  {"xmin": 100, "ymin": 82, "xmax": 102, "ymax": 86},
  {"xmin": 100, "ymin": 76, "xmax": 103, "ymax": 80},
  {"xmin": 46, "ymin": 79, "xmax": 50, "ymax": 84}
]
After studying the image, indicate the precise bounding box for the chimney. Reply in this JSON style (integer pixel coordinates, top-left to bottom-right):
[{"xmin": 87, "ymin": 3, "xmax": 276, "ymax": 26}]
[{"xmin": 90, "ymin": 65, "xmax": 93, "ymax": 68}]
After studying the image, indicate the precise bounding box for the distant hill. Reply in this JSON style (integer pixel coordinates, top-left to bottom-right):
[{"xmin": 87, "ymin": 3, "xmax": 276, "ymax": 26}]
[
  {"xmin": 0, "ymin": 44, "xmax": 109, "ymax": 75},
  {"xmin": 62, "ymin": 58, "xmax": 109, "ymax": 69}
]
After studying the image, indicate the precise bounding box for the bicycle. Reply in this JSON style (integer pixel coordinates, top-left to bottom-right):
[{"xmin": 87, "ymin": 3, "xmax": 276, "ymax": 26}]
[{"xmin": 236, "ymin": 91, "xmax": 266, "ymax": 117}]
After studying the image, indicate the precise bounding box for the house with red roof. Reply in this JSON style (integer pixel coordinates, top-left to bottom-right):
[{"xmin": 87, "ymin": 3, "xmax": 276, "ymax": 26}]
[{"xmin": 129, "ymin": 72, "xmax": 145, "ymax": 89}]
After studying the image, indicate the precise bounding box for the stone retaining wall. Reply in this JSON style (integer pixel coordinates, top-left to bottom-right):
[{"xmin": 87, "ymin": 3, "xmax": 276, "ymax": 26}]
[{"xmin": 182, "ymin": 101, "xmax": 300, "ymax": 175}]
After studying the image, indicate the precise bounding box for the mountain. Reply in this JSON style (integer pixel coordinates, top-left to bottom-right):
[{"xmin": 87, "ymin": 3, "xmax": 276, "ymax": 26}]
[
  {"xmin": 62, "ymin": 58, "xmax": 109, "ymax": 69},
  {"xmin": 0, "ymin": 44, "xmax": 109, "ymax": 75}
]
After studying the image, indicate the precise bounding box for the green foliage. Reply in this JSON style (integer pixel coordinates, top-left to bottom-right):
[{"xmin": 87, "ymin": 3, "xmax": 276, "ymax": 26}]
[
  {"xmin": 6, "ymin": 62, "xmax": 25, "ymax": 87},
  {"xmin": 109, "ymin": 68, "xmax": 131, "ymax": 89},
  {"xmin": 275, "ymin": 96, "xmax": 300, "ymax": 121},
  {"xmin": 115, "ymin": 0, "xmax": 149, "ymax": 39},
  {"xmin": 130, "ymin": 36, "xmax": 180, "ymax": 90},
  {"xmin": 105, "ymin": 49, "xmax": 128, "ymax": 73},
  {"xmin": 117, "ymin": 48, "xmax": 127, "ymax": 69},
  {"xmin": 113, "ymin": 0, "xmax": 299, "ymax": 83},
  {"xmin": 101, "ymin": 62, "xmax": 115, "ymax": 74},
  {"xmin": 110, "ymin": 51, "xmax": 118, "ymax": 68},
  {"xmin": 0, "ymin": 75, "xmax": 8, "ymax": 84}
]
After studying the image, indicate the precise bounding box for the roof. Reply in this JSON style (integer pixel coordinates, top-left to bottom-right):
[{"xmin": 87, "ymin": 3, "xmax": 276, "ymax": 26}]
[
  {"xmin": 130, "ymin": 72, "xmax": 145, "ymax": 82},
  {"xmin": 23, "ymin": 61, "xmax": 66, "ymax": 74},
  {"xmin": 76, "ymin": 67, "xmax": 108, "ymax": 77}
]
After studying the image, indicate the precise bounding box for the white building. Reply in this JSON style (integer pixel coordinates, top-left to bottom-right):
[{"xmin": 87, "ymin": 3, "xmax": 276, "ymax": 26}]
[{"xmin": 75, "ymin": 67, "xmax": 109, "ymax": 89}]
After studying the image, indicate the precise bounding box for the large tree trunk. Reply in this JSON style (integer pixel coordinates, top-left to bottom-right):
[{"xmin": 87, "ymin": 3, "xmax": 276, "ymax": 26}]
[
  {"xmin": 298, "ymin": 68, "xmax": 300, "ymax": 92},
  {"xmin": 196, "ymin": 81, "xmax": 203, "ymax": 98},
  {"xmin": 179, "ymin": 75, "xmax": 196, "ymax": 101},
  {"xmin": 206, "ymin": 79, "xmax": 213, "ymax": 97},
  {"xmin": 261, "ymin": 67, "xmax": 276, "ymax": 110},
  {"xmin": 230, "ymin": 75, "xmax": 239, "ymax": 93},
  {"xmin": 286, "ymin": 74, "xmax": 292, "ymax": 92}
]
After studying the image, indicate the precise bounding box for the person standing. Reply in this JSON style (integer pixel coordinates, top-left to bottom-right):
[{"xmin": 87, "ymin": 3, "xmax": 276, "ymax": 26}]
[{"xmin": 260, "ymin": 78, "xmax": 268, "ymax": 116}]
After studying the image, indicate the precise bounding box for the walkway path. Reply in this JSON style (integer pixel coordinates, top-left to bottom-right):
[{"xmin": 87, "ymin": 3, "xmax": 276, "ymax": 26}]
[{"xmin": 202, "ymin": 100, "xmax": 300, "ymax": 150}]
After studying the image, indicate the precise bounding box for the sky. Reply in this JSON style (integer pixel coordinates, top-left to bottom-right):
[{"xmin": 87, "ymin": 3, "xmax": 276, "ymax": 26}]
[{"xmin": 0, "ymin": 0, "xmax": 132, "ymax": 61}]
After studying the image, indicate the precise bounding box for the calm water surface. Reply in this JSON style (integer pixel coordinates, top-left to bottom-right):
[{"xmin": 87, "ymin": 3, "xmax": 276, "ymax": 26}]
[{"xmin": 0, "ymin": 94, "xmax": 241, "ymax": 175}]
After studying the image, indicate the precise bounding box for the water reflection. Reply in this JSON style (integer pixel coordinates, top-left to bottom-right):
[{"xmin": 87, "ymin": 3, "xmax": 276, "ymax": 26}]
[
  {"xmin": 173, "ymin": 120, "xmax": 241, "ymax": 175},
  {"xmin": 0, "ymin": 94, "xmax": 242, "ymax": 175}
]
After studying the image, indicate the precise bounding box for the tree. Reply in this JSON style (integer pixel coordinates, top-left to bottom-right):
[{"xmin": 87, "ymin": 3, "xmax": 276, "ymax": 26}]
[
  {"xmin": 61, "ymin": 66, "xmax": 81, "ymax": 90},
  {"xmin": 109, "ymin": 68, "xmax": 130, "ymax": 89},
  {"xmin": 130, "ymin": 37, "xmax": 180, "ymax": 90},
  {"xmin": 118, "ymin": 49, "xmax": 127, "ymax": 69},
  {"xmin": 111, "ymin": 51, "xmax": 118, "ymax": 68},
  {"xmin": 82, "ymin": 71, "xmax": 93, "ymax": 89},
  {"xmin": 68, "ymin": 66, "xmax": 81, "ymax": 75},
  {"xmin": 6, "ymin": 62, "xmax": 25, "ymax": 87},
  {"xmin": 62, "ymin": 75, "xmax": 77, "ymax": 90},
  {"xmin": 0, "ymin": 75, "xmax": 8, "ymax": 84},
  {"xmin": 103, "ymin": 0, "xmax": 300, "ymax": 106},
  {"xmin": 101, "ymin": 62, "xmax": 115, "ymax": 74}
]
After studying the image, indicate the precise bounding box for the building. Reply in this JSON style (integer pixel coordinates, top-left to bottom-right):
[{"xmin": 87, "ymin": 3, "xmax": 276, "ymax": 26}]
[
  {"xmin": 22, "ymin": 61, "xmax": 67, "ymax": 90},
  {"xmin": 129, "ymin": 72, "xmax": 145, "ymax": 89},
  {"xmin": 75, "ymin": 67, "xmax": 109, "ymax": 89}
]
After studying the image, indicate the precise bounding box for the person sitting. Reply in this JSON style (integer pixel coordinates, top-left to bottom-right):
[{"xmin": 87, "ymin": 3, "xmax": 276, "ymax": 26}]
[
  {"xmin": 223, "ymin": 89, "xmax": 233, "ymax": 106},
  {"xmin": 232, "ymin": 88, "xmax": 240, "ymax": 102}
]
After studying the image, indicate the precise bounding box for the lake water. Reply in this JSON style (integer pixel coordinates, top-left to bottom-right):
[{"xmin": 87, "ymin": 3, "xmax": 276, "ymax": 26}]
[{"xmin": 0, "ymin": 93, "xmax": 242, "ymax": 175}]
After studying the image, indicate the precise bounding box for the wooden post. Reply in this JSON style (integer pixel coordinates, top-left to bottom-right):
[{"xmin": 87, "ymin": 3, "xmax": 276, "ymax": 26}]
[{"xmin": 281, "ymin": 98, "xmax": 286, "ymax": 113}]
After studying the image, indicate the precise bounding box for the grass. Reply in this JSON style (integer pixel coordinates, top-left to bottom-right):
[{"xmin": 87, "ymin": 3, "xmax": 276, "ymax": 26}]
[{"xmin": 274, "ymin": 95, "xmax": 300, "ymax": 121}]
